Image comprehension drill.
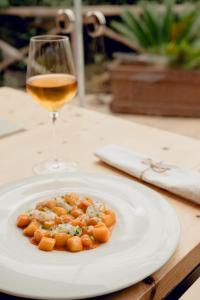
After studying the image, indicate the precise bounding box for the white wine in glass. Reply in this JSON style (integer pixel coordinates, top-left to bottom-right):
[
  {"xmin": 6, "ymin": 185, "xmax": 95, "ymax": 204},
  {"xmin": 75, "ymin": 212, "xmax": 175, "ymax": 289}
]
[{"xmin": 26, "ymin": 35, "xmax": 77, "ymax": 174}]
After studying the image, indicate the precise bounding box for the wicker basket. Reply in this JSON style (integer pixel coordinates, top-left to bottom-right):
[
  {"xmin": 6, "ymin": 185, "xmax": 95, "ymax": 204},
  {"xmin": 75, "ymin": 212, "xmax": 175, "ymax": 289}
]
[{"xmin": 110, "ymin": 60, "xmax": 200, "ymax": 117}]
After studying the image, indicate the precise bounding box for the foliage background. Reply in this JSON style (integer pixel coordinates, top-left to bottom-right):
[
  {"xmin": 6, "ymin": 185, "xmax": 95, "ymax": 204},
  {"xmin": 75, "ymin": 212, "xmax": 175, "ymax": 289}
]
[
  {"xmin": 0, "ymin": 0, "xmax": 199, "ymax": 8},
  {"xmin": 1, "ymin": 0, "xmax": 200, "ymax": 89},
  {"xmin": 0, "ymin": 0, "xmax": 135, "ymax": 8}
]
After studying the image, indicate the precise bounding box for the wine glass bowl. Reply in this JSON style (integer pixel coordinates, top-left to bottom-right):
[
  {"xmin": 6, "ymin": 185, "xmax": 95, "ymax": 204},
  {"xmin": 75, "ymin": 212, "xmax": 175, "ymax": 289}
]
[
  {"xmin": 26, "ymin": 73, "xmax": 77, "ymax": 112},
  {"xmin": 26, "ymin": 35, "xmax": 78, "ymax": 174}
]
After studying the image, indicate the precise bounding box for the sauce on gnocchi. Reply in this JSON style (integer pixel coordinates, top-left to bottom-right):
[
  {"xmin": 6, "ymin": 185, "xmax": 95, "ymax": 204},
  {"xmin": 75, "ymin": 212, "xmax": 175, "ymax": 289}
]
[{"xmin": 16, "ymin": 193, "xmax": 116, "ymax": 252}]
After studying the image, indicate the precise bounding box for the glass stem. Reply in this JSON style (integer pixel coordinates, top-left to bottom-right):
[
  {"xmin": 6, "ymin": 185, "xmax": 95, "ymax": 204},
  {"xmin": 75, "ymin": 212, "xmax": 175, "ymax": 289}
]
[{"xmin": 50, "ymin": 111, "xmax": 59, "ymax": 168}]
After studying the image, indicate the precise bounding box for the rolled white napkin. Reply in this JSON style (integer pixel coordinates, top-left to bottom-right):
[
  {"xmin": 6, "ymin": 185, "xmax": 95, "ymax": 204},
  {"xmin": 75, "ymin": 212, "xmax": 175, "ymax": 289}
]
[{"xmin": 95, "ymin": 144, "xmax": 200, "ymax": 205}]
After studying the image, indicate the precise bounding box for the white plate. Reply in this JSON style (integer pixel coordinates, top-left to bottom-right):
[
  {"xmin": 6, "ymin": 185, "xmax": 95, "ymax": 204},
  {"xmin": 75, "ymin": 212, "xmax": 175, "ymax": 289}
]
[{"xmin": 0, "ymin": 172, "xmax": 180, "ymax": 299}]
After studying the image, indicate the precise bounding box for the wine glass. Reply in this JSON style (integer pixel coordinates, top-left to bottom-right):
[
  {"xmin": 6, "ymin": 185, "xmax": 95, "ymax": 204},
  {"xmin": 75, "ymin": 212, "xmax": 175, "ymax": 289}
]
[{"xmin": 26, "ymin": 35, "xmax": 77, "ymax": 174}]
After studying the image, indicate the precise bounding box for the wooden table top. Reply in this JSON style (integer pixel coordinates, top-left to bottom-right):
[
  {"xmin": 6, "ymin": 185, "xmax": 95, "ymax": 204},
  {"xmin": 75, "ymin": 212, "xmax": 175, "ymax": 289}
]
[{"xmin": 0, "ymin": 87, "xmax": 199, "ymax": 300}]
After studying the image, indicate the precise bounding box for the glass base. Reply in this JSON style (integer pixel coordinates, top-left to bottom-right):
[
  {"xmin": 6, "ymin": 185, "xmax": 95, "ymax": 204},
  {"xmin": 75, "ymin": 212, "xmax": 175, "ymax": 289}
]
[{"xmin": 33, "ymin": 159, "xmax": 77, "ymax": 175}]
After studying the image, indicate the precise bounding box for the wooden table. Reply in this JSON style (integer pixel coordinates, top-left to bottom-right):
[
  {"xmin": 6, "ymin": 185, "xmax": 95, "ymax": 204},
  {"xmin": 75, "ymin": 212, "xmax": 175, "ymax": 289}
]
[{"xmin": 0, "ymin": 87, "xmax": 199, "ymax": 300}]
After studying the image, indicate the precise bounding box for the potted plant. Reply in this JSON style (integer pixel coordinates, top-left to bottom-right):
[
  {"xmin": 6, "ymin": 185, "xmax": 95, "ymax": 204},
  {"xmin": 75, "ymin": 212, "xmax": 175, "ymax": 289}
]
[{"xmin": 109, "ymin": 2, "xmax": 200, "ymax": 116}]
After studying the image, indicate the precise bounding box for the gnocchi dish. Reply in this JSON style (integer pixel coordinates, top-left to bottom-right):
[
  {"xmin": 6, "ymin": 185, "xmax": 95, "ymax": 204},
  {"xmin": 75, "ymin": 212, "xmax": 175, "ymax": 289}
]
[{"xmin": 16, "ymin": 193, "xmax": 116, "ymax": 252}]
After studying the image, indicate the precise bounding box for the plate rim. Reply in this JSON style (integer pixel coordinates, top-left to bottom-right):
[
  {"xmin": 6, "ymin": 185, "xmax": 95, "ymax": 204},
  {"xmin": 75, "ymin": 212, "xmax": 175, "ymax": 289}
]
[{"xmin": 0, "ymin": 172, "xmax": 181, "ymax": 299}]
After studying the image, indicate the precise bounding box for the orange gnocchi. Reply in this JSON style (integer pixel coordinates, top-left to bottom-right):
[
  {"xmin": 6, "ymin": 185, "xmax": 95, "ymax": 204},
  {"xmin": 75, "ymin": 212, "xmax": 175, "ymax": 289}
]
[{"xmin": 16, "ymin": 193, "xmax": 116, "ymax": 252}]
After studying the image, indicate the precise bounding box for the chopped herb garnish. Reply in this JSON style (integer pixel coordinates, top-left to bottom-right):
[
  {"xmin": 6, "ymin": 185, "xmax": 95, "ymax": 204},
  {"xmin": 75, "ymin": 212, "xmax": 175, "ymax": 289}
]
[{"xmin": 75, "ymin": 227, "xmax": 82, "ymax": 236}]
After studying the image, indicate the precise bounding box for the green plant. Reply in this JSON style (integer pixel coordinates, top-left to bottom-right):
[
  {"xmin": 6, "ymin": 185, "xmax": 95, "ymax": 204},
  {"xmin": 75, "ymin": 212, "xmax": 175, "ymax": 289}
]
[
  {"xmin": 165, "ymin": 42, "xmax": 200, "ymax": 69},
  {"xmin": 112, "ymin": 3, "xmax": 200, "ymax": 51}
]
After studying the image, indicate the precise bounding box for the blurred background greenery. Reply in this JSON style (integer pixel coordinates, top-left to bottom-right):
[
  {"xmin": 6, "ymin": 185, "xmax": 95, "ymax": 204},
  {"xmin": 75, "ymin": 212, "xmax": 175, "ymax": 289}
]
[
  {"xmin": 0, "ymin": 0, "xmax": 198, "ymax": 7},
  {"xmin": 111, "ymin": 2, "xmax": 200, "ymax": 69},
  {"xmin": 1, "ymin": 0, "xmax": 200, "ymax": 91},
  {"xmin": 0, "ymin": 0, "xmax": 136, "ymax": 8}
]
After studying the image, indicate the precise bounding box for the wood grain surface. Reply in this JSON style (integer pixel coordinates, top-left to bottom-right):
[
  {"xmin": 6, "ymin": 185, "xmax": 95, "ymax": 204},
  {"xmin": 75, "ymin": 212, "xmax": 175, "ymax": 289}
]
[{"xmin": 0, "ymin": 87, "xmax": 199, "ymax": 300}]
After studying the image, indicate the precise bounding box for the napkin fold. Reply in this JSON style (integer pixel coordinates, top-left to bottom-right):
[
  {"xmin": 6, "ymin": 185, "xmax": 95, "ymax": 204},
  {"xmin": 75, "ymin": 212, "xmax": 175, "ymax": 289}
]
[{"xmin": 95, "ymin": 145, "xmax": 200, "ymax": 205}]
